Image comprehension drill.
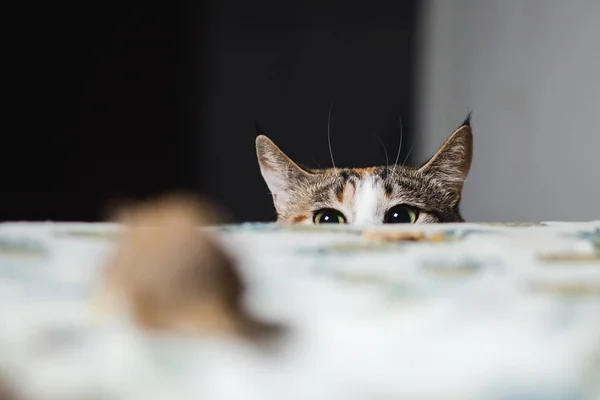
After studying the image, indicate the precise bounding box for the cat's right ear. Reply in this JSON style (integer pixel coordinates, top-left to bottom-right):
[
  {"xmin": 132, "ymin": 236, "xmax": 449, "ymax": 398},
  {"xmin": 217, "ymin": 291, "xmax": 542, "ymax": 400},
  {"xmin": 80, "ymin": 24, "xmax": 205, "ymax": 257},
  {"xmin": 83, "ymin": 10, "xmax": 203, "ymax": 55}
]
[
  {"xmin": 256, "ymin": 135, "xmax": 310, "ymax": 212},
  {"xmin": 418, "ymin": 117, "xmax": 473, "ymax": 194}
]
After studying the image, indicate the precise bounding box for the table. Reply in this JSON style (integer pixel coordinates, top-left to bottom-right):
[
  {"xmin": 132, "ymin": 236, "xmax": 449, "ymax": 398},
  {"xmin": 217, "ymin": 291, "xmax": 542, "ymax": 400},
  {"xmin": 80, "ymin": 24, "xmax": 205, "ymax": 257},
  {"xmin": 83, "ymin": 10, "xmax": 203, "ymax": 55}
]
[{"xmin": 1, "ymin": 221, "xmax": 599, "ymax": 400}]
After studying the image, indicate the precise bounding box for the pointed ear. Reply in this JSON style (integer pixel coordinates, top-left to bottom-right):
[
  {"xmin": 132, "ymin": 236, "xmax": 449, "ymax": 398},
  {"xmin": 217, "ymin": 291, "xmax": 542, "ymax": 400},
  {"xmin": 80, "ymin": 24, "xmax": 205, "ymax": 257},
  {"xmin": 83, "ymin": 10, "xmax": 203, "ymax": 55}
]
[
  {"xmin": 256, "ymin": 135, "xmax": 310, "ymax": 211},
  {"xmin": 419, "ymin": 119, "xmax": 473, "ymax": 192}
]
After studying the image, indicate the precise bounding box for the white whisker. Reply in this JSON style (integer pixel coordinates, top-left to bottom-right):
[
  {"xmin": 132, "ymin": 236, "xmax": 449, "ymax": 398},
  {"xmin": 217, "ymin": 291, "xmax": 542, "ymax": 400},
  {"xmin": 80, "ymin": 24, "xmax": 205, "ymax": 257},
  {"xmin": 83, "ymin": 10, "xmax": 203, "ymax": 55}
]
[
  {"xmin": 393, "ymin": 116, "xmax": 403, "ymax": 169},
  {"xmin": 401, "ymin": 141, "xmax": 415, "ymax": 166},
  {"xmin": 327, "ymin": 100, "xmax": 336, "ymax": 169},
  {"xmin": 371, "ymin": 132, "xmax": 389, "ymax": 166},
  {"xmin": 390, "ymin": 116, "xmax": 403, "ymax": 180}
]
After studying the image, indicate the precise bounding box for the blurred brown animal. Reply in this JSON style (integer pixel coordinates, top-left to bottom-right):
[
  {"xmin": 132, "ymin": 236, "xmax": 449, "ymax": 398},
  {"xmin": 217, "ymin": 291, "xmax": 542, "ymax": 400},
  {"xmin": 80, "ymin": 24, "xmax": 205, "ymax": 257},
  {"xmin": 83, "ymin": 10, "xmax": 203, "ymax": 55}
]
[
  {"xmin": 0, "ymin": 380, "xmax": 18, "ymax": 400},
  {"xmin": 102, "ymin": 193, "xmax": 282, "ymax": 340}
]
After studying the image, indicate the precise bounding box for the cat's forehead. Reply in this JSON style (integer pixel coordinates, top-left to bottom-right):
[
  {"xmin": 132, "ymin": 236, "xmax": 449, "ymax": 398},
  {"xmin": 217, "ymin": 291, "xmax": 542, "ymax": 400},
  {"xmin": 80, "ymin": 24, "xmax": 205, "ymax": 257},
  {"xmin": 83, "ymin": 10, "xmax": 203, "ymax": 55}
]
[
  {"xmin": 318, "ymin": 166, "xmax": 387, "ymax": 180},
  {"xmin": 308, "ymin": 165, "xmax": 455, "ymax": 212},
  {"xmin": 311, "ymin": 166, "xmax": 398, "ymax": 200},
  {"xmin": 316, "ymin": 165, "xmax": 416, "ymax": 186}
]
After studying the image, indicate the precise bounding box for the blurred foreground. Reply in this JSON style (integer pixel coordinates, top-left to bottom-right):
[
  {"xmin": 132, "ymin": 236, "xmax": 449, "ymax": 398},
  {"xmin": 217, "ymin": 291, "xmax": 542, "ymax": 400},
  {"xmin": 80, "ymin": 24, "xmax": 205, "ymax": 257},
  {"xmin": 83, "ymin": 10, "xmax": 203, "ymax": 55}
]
[{"xmin": 0, "ymin": 195, "xmax": 600, "ymax": 399}]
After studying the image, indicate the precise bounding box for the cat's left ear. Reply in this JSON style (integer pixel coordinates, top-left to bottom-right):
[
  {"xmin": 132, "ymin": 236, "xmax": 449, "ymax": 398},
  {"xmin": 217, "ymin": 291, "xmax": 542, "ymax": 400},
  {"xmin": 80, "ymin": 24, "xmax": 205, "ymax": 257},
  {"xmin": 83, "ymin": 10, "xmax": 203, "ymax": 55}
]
[
  {"xmin": 419, "ymin": 116, "xmax": 473, "ymax": 193},
  {"xmin": 256, "ymin": 135, "xmax": 311, "ymax": 212}
]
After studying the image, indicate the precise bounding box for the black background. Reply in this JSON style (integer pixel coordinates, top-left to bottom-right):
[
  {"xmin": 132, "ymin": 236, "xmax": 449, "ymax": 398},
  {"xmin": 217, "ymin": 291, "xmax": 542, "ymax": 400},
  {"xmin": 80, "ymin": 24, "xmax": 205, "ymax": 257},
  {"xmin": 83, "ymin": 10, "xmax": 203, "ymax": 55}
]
[{"xmin": 3, "ymin": 0, "xmax": 420, "ymax": 222}]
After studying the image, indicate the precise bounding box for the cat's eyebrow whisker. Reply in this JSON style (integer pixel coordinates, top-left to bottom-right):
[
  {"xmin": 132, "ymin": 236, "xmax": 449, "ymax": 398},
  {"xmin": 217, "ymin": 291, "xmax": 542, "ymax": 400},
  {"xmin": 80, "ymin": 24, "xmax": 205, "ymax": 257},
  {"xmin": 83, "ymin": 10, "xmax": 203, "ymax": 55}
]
[
  {"xmin": 401, "ymin": 141, "xmax": 415, "ymax": 167},
  {"xmin": 391, "ymin": 116, "xmax": 403, "ymax": 180},
  {"xmin": 394, "ymin": 116, "xmax": 403, "ymax": 167},
  {"xmin": 370, "ymin": 132, "xmax": 389, "ymax": 166},
  {"xmin": 312, "ymin": 157, "xmax": 323, "ymax": 168},
  {"xmin": 327, "ymin": 99, "xmax": 336, "ymax": 169}
]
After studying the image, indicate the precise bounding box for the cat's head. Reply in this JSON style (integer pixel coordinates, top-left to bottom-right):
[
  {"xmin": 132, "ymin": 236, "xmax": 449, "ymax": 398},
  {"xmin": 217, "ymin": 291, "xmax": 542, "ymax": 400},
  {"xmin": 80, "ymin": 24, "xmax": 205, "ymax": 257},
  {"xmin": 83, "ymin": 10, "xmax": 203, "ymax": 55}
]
[{"xmin": 256, "ymin": 116, "xmax": 473, "ymax": 225}]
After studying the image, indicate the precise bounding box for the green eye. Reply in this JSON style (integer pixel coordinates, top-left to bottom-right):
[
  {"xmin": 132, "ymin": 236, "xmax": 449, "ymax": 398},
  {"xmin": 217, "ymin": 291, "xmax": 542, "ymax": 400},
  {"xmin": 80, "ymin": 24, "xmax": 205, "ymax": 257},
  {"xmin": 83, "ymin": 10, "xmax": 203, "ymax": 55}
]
[
  {"xmin": 384, "ymin": 205, "xmax": 419, "ymax": 224},
  {"xmin": 313, "ymin": 208, "xmax": 347, "ymax": 224}
]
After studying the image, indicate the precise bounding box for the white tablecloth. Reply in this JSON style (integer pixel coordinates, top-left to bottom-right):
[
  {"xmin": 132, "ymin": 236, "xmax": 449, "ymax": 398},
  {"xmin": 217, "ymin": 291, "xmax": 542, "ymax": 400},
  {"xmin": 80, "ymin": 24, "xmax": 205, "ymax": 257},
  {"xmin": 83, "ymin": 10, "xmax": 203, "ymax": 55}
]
[{"xmin": 1, "ymin": 221, "xmax": 599, "ymax": 400}]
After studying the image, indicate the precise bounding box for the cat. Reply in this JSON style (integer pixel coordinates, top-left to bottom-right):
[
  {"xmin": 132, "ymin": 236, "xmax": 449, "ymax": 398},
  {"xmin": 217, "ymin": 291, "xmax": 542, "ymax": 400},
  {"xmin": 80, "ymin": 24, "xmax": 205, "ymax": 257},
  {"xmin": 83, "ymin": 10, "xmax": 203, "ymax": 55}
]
[{"xmin": 256, "ymin": 115, "xmax": 473, "ymax": 225}]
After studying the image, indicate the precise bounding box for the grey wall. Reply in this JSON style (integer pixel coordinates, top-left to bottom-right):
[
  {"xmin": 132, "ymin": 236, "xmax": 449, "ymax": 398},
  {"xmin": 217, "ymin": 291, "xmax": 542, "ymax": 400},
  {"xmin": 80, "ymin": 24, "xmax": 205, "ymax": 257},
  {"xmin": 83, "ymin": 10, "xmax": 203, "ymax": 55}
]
[{"xmin": 417, "ymin": 0, "xmax": 600, "ymax": 222}]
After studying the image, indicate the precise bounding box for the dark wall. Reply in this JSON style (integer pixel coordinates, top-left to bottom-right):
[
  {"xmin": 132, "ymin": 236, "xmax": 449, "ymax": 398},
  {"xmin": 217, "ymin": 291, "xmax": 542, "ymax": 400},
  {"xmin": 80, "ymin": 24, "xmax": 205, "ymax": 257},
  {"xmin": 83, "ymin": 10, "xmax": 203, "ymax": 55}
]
[
  {"xmin": 198, "ymin": 0, "xmax": 421, "ymax": 222},
  {"xmin": 3, "ymin": 0, "xmax": 420, "ymax": 222},
  {"xmin": 4, "ymin": 3, "xmax": 187, "ymax": 221}
]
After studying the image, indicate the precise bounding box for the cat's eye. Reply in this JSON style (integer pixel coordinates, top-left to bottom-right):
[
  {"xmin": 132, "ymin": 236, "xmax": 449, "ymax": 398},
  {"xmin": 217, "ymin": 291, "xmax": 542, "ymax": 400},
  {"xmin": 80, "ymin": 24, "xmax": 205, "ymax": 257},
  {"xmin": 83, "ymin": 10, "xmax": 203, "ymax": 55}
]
[
  {"xmin": 313, "ymin": 208, "xmax": 347, "ymax": 224},
  {"xmin": 384, "ymin": 205, "xmax": 419, "ymax": 224}
]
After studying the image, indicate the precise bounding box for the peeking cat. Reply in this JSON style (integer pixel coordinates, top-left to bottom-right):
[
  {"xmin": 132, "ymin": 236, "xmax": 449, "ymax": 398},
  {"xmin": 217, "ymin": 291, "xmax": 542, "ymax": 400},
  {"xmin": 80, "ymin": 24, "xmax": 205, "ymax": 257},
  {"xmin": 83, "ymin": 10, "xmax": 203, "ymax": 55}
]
[{"xmin": 256, "ymin": 115, "xmax": 473, "ymax": 225}]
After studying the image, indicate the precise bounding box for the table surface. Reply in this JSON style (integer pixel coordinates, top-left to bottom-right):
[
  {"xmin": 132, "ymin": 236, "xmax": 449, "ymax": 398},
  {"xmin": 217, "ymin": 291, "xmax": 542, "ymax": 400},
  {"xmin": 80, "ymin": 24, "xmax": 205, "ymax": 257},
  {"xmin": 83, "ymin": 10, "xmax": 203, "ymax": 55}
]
[{"xmin": 1, "ymin": 221, "xmax": 600, "ymax": 400}]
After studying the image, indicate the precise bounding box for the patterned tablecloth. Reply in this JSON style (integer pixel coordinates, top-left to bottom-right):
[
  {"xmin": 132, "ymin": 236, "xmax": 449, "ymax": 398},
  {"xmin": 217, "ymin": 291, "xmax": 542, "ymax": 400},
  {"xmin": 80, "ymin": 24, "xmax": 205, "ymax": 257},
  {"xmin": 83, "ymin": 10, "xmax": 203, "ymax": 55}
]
[{"xmin": 1, "ymin": 221, "xmax": 600, "ymax": 400}]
